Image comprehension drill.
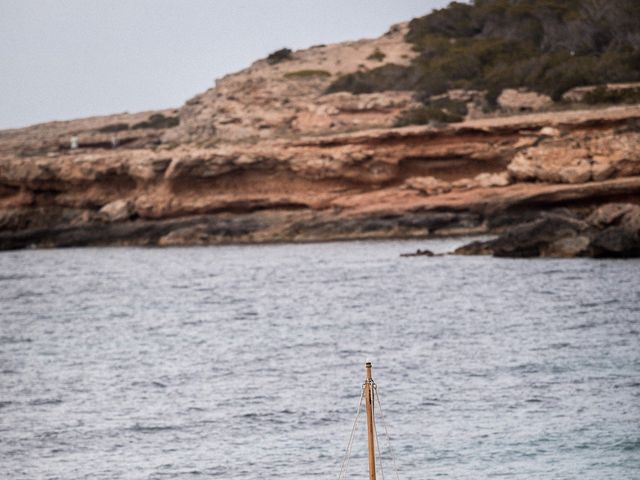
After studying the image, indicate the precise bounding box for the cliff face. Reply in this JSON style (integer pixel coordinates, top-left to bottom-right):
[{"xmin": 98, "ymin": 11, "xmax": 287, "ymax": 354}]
[
  {"xmin": 1, "ymin": 23, "xmax": 639, "ymax": 251},
  {"xmin": 169, "ymin": 23, "xmax": 417, "ymax": 144}
]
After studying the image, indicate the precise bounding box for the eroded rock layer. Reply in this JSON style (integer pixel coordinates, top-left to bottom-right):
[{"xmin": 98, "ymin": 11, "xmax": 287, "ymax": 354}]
[
  {"xmin": 1, "ymin": 23, "xmax": 639, "ymax": 251},
  {"xmin": 455, "ymin": 203, "xmax": 640, "ymax": 258}
]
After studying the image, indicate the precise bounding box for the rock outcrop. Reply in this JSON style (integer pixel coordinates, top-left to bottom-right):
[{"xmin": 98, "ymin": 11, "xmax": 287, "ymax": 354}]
[
  {"xmin": 508, "ymin": 129, "xmax": 640, "ymax": 184},
  {"xmin": 1, "ymin": 22, "xmax": 639, "ymax": 251},
  {"xmin": 497, "ymin": 88, "xmax": 553, "ymax": 113},
  {"xmin": 455, "ymin": 203, "xmax": 640, "ymax": 258}
]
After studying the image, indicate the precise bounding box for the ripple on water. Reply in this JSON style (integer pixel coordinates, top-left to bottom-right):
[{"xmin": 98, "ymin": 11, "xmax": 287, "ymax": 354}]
[
  {"xmin": 28, "ymin": 398, "xmax": 63, "ymax": 407},
  {"xmin": 0, "ymin": 241, "xmax": 638, "ymax": 480},
  {"xmin": 128, "ymin": 424, "xmax": 182, "ymax": 433}
]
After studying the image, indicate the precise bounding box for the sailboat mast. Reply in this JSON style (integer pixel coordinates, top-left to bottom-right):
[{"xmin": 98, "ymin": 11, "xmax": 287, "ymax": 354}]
[{"xmin": 365, "ymin": 362, "xmax": 377, "ymax": 480}]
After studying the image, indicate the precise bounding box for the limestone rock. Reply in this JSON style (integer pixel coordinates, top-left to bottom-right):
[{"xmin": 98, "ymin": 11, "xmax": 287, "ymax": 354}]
[
  {"xmin": 99, "ymin": 199, "xmax": 133, "ymax": 222},
  {"xmin": 455, "ymin": 203, "xmax": 640, "ymax": 258},
  {"xmin": 158, "ymin": 226, "xmax": 208, "ymax": 246},
  {"xmin": 539, "ymin": 126, "xmax": 561, "ymax": 137},
  {"xmin": 403, "ymin": 176, "xmax": 452, "ymax": 195},
  {"xmin": 546, "ymin": 235, "xmax": 592, "ymax": 257},
  {"xmin": 292, "ymin": 111, "xmax": 334, "ymax": 132},
  {"xmin": 1, "ymin": 18, "xmax": 640, "ymax": 252},
  {"xmin": 498, "ymin": 88, "xmax": 553, "ymax": 113},
  {"xmin": 513, "ymin": 136, "xmax": 539, "ymax": 149},
  {"xmin": 588, "ymin": 203, "xmax": 640, "ymax": 231},
  {"xmin": 450, "ymin": 178, "xmax": 475, "ymax": 190},
  {"xmin": 591, "ymin": 161, "xmax": 617, "ymax": 182},
  {"xmin": 474, "ymin": 172, "xmax": 510, "ymax": 188},
  {"xmin": 587, "ymin": 203, "xmax": 635, "ymax": 227},
  {"xmin": 591, "ymin": 226, "xmax": 640, "ymax": 256},
  {"xmin": 507, "ymin": 130, "xmax": 640, "ymax": 184},
  {"xmin": 166, "ymin": 23, "xmax": 417, "ymax": 143},
  {"xmin": 558, "ymin": 159, "xmax": 593, "ymax": 184}
]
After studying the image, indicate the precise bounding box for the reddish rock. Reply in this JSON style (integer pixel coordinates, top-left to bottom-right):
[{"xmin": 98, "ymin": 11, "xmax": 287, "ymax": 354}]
[
  {"xmin": 0, "ymin": 22, "xmax": 639, "ymax": 250},
  {"xmin": 99, "ymin": 199, "xmax": 134, "ymax": 222}
]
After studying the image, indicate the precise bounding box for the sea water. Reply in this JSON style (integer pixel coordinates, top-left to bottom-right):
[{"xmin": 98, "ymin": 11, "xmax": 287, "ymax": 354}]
[{"xmin": 1, "ymin": 238, "xmax": 639, "ymax": 479}]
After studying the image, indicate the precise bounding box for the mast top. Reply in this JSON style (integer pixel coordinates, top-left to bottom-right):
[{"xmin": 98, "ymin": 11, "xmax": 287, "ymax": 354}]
[{"xmin": 365, "ymin": 362, "xmax": 373, "ymax": 380}]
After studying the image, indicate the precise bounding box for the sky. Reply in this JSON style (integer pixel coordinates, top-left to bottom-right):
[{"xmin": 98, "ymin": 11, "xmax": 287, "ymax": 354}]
[{"xmin": 0, "ymin": 0, "xmax": 452, "ymax": 130}]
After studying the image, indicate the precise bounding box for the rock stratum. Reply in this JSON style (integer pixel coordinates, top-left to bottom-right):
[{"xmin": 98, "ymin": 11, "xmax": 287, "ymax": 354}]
[
  {"xmin": 455, "ymin": 203, "xmax": 640, "ymax": 258},
  {"xmin": 1, "ymin": 23, "xmax": 639, "ymax": 254}
]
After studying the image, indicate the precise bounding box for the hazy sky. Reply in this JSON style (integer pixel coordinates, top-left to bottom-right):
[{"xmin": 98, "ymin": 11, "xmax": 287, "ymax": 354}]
[{"xmin": 0, "ymin": 0, "xmax": 452, "ymax": 130}]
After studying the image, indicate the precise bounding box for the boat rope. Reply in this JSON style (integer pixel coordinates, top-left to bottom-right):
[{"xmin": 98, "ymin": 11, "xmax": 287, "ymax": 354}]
[
  {"xmin": 374, "ymin": 384, "xmax": 401, "ymax": 480},
  {"xmin": 372, "ymin": 384, "xmax": 386, "ymax": 480},
  {"xmin": 337, "ymin": 385, "xmax": 365, "ymax": 480}
]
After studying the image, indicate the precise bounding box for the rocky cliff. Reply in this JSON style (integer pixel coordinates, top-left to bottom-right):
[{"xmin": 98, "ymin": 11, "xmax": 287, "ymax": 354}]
[{"xmin": 1, "ymin": 22, "xmax": 639, "ymax": 253}]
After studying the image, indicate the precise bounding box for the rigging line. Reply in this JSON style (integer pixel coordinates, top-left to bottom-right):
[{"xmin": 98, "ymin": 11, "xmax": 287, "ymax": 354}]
[
  {"xmin": 342, "ymin": 386, "xmax": 364, "ymax": 480},
  {"xmin": 372, "ymin": 382, "xmax": 386, "ymax": 480},
  {"xmin": 338, "ymin": 385, "xmax": 365, "ymax": 480},
  {"xmin": 374, "ymin": 384, "xmax": 401, "ymax": 480}
]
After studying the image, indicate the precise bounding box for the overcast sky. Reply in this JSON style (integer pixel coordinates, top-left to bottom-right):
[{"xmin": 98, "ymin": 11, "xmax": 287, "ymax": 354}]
[{"xmin": 0, "ymin": 0, "xmax": 452, "ymax": 130}]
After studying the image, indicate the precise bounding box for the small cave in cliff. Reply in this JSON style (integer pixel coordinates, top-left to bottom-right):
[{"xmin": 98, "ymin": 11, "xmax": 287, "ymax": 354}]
[
  {"xmin": 0, "ymin": 184, "xmax": 19, "ymax": 198},
  {"xmin": 397, "ymin": 155, "xmax": 507, "ymax": 182}
]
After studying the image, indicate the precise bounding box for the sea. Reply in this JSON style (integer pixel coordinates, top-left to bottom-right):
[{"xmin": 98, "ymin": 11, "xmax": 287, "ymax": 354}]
[{"xmin": 1, "ymin": 238, "xmax": 639, "ymax": 480}]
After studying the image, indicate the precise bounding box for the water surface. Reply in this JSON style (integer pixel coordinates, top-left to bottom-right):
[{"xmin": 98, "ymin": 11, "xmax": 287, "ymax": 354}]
[{"xmin": 1, "ymin": 239, "xmax": 639, "ymax": 479}]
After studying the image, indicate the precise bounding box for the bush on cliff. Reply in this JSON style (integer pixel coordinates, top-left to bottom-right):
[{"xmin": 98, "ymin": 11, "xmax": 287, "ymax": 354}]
[
  {"xmin": 584, "ymin": 85, "xmax": 640, "ymax": 105},
  {"xmin": 132, "ymin": 113, "xmax": 179, "ymax": 130},
  {"xmin": 267, "ymin": 48, "xmax": 293, "ymax": 64},
  {"xmin": 394, "ymin": 98, "xmax": 467, "ymax": 126},
  {"xmin": 394, "ymin": 106, "xmax": 462, "ymax": 126},
  {"xmin": 284, "ymin": 69, "xmax": 331, "ymax": 79},
  {"xmin": 326, "ymin": 0, "xmax": 640, "ymax": 104},
  {"xmin": 367, "ymin": 48, "xmax": 387, "ymax": 62},
  {"xmin": 326, "ymin": 64, "xmax": 416, "ymax": 94},
  {"xmin": 98, "ymin": 122, "xmax": 129, "ymax": 133}
]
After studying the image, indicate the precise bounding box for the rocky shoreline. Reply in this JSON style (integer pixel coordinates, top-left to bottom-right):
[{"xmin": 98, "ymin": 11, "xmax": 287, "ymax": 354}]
[
  {"xmin": 1, "ymin": 23, "xmax": 639, "ymax": 254},
  {"xmin": 455, "ymin": 203, "xmax": 640, "ymax": 258}
]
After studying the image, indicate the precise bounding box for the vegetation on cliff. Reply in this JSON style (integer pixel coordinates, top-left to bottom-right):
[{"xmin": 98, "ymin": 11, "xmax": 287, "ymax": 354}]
[
  {"xmin": 267, "ymin": 48, "xmax": 293, "ymax": 65},
  {"xmin": 95, "ymin": 114, "xmax": 179, "ymax": 134},
  {"xmin": 283, "ymin": 69, "xmax": 331, "ymax": 79},
  {"xmin": 583, "ymin": 86, "xmax": 640, "ymax": 105},
  {"xmin": 394, "ymin": 98, "xmax": 467, "ymax": 125},
  {"xmin": 131, "ymin": 113, "xmax": 179, "ymax": 130},
  {"xmin": 327, "ymin": 0, "xmax": 640, "ymax": 104}
]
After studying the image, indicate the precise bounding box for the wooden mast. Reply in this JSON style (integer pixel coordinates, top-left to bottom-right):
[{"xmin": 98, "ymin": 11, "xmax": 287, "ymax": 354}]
[{"xmin": 365, "ymin": 362, "xmax": 377, "ymax": 480}]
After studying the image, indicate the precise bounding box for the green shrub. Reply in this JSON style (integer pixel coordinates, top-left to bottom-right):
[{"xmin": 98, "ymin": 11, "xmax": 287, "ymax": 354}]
[
  {"xmin": 325, "ymin": 64, "xmax": 415, "ymax": 94},
  {"xmin": 98, "ymin": 122, "xmax": 129, "ymax": 133},
  {"xmin": 267, "ymin": 48, "xmax": 292, "ymax": 65},
  {"xmin": 367, "ymin": 48, "xmax": 386, "ymax": 62},
  {"xmin": 284, "ymin": 69, "xmax": 331, "ymax": 79},
  {"xmin": 406, "ymin": 1, "xmax": 480, "ymax": 41},
  {"xmin": 394, "ymin": 106, "xmax": 463, "ymax": 126},
  {"xmin": 583, "ymin": 86, "xmax": 640, "ymax": 104},
  {"xmin": 132, "ymin": 113, "xmax": 179, "ymax": 130},
  {"xmin": 431, "ymin": 97, "xmax": 468, "ymax": 116},
  {"xmin": 326, "ymin": 0, "xmax": 640, "ymax": 103}
]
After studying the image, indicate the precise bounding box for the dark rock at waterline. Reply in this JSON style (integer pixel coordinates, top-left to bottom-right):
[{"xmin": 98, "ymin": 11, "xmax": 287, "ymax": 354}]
[
  {"xmin": 455, "ymin": 203, "xmax": 640, "ymax": 258},
  {"xmin": 0, "ymin": 208, "xmax": 484, "ymax": 250},
  {"xmin": 400, "ymin": 248, "xmax": 435, "ymax": 257}
]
